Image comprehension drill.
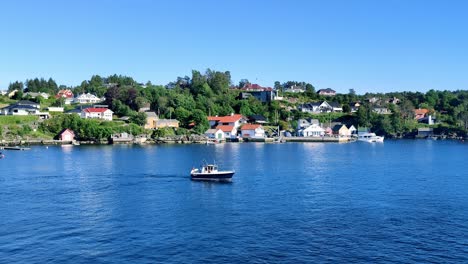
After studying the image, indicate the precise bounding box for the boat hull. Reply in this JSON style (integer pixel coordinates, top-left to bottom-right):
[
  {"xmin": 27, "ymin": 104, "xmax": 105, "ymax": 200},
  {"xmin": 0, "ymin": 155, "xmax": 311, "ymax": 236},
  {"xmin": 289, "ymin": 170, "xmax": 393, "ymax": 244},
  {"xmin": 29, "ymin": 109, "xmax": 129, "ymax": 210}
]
[{"xmin": 191, "ymin": 171, "xmax": 235, "ymax": 181}]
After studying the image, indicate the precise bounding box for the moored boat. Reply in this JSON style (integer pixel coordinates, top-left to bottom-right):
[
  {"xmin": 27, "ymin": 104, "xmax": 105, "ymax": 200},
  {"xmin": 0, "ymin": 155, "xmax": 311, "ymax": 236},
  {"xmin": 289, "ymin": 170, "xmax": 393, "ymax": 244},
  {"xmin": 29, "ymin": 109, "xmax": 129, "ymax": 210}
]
[
  {"xmin": 190, "ymin": 163, "xmax": 235, "ymax": 181},
  {"xmin": 358, "ymin": 132, "xmax": 384, "ymax": 143}
]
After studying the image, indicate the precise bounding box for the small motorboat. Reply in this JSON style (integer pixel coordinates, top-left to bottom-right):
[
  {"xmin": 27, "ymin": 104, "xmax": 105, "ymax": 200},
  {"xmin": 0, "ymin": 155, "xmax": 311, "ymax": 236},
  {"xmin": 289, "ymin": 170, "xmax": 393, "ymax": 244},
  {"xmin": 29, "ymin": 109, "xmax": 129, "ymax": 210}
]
[
  {"xmin": 357, "ymin": 132, "xmax": 384, "ymax": 143},
  {"xmin": 190, "ymin": 163, "xmax": 235, "ymax": 182},
  {"xmin": 0, "ymin": 152, "xmax": 4, "ymax": 159}
]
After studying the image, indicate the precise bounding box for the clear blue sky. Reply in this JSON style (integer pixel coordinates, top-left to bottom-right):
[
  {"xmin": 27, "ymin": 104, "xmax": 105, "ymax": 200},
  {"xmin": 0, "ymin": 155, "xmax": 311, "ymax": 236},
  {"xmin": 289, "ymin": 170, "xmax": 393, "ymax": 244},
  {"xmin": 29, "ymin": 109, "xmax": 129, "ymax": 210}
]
[{"xmin": 1, "ymin": 0, "xmax": 467, "ymax": 94}]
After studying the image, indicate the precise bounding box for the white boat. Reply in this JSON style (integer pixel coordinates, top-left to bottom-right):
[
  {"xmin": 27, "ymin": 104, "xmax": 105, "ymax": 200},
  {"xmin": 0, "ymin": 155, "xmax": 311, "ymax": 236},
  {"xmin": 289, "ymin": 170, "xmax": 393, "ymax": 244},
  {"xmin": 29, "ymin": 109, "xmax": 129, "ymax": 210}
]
[
  {"xmin": 190, "ymin": 163, "xmax": 235, "ymax": 182},
  {"xmin": 358, "ymin": 132, "xmax": 384, "ymax": 143}
]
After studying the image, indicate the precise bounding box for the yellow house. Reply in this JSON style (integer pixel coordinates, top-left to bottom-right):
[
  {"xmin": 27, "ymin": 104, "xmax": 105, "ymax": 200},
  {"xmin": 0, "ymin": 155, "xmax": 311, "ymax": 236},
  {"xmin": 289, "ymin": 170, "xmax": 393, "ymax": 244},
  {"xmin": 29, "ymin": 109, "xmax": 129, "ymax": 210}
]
[
  {"xmin": 144, "ymin": 111, "xmax": 180, "ymax": 129},
  {"xmin": 144, "ymin": 112, "xmax": 158, "ymax": 129},
  {"xmin": 332, "ymin": 124, "xmax": 350, "ymax": 136}
]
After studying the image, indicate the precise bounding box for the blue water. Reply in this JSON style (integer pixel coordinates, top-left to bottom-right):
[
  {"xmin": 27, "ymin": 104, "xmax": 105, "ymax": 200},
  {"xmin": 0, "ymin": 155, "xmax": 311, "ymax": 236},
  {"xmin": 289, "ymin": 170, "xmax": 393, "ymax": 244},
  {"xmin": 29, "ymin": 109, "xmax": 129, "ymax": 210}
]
[{"xmin": 1, "ymin": 140, "xmax": 467, "ymax": 263}]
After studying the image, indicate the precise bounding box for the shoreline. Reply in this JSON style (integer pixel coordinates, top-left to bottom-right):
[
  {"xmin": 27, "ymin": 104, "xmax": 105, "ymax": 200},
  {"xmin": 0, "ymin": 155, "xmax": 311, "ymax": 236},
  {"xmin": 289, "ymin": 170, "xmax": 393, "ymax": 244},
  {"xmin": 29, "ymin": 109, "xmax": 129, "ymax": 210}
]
[{"xmin": 0, "ymin": 136, "xmax": 465, "ymax": 147}]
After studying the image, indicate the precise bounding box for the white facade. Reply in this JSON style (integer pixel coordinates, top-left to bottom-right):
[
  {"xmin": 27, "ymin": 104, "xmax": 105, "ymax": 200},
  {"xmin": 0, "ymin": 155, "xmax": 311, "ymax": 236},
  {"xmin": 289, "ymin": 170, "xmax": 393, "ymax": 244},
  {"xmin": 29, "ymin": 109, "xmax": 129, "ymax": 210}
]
[
  {"xmin": 81, "ymin": 108, "xmax": 113, "ymax": 121},
  {"xmin": 241, "ymin": 126, "xmax": 265, "ymax": 138},
  {"xmin": 74, "ymin": 93, "xmax": 103, "ymax": 104},
  {"xmin": 300, "ymin": 101, "xmax": 332, "ymax": 113},
  {"xmin": 301, "ymin": 124, "xmax": 325, "ymax": 137},
  {"xmin": 205, "ymin": 129, "xmax": 225, "ymax": 140}
]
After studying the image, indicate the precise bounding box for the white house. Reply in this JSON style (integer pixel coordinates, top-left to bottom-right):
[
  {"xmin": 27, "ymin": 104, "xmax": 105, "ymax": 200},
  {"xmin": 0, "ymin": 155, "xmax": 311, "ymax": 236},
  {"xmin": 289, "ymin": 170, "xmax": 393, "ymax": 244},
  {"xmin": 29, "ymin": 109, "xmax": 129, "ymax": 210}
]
[
  {"xmin": 0, "ymin": 100, "xmax": 49, "ymax": 118},
  {"xmin": 299, "ymin": 101, "xmax": 332, "ymax": 113},
  {"xmin": 301, "ymin": 124, "xmax": 325, "ymax": 137},
  {"xmin": 205, "ymin": 128, "xmax": 224, "ymax": 140},
  {"xmin": 348, "ymin": 125, "xmax": 357, "ymax": 135},
  {"xmin": 81, "ymin": 107, "xmax": 113, "ymax": 121},
  {"xmin": 216, "ymin": 125, "xmax": 237, "ymax": 139},
  {"xmin": 74, "ymin": 93, "xmax": 104, "ymax": 104},
  {"xmin": 208, "ymin": 114, "xmax": 246, "ymax": 129},
  {"xmin": 240, "ymin": 124, "xmax": 265, "ymax": 138}
]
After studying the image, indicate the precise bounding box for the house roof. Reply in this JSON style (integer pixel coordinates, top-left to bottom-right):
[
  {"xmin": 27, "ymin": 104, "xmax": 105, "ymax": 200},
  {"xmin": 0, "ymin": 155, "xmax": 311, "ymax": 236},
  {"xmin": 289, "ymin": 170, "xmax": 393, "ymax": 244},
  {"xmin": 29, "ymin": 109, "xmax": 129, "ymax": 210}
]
[
  {"xmin": 17, "ymin": 100, "xmax": 39, "ymax": 105},
  {"xmin": 208, "ymin": 114, "xmax": 243, "ymax": 123},
  {"xmin": 241, "ymin": 83, "xmax": 273, "ymax": 91},
  {"xmin": 205, "ymin": 128, "xmax": 221, "ymax": 134},
  {"xmin": 329, "ymin": 102, "xmax": 342, "ymax": 108},
  {"xmin": 248, "ymin": 114, "xmax": 267, "ymax": 123},
  {"xmin": 59, "ymin": 128, "xmax": 75, "ymax": 136},
  {"xmin": 414, "ymin": 109, "xmax": 429, "ymax": 115},
  {"xmin": 84, "ymin": 107, "xmax": 110, "ymax": 113},
  {"xmin": 2, "ymin": 104, "xmax": 38, "ymax": 110},
  {"xmin": 332, "ymin": 124, "xmax": 346, "ymax": 131},
  {"xmin": 145, "ymin": 111, "xmax": 158, "ymax": 118},
  {"xmin": 216, "ymin": 125, "xmax": 235, "ymax": 132},
  {"xmin": 317, "ymin": 88, "xmax": 336, "ymax": 93},
  {"xmin": 56, "ymin": 89, "xmax": 74, "ymax": 98},
  {"xmin": 241, "ymin": 124, "xmax": 262, "ymax": 130}
]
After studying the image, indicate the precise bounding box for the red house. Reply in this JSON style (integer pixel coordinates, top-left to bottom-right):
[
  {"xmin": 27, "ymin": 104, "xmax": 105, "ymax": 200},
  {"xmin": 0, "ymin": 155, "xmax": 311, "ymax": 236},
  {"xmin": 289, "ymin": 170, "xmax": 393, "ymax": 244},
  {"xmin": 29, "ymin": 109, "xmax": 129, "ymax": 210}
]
[
  {"xmin": 414, "ymin": 108, "xmax": 429, "ymax": 120},
  {"xmin": 58, "ymin": 129, "xmax": 75, "ymax": 141},
  {"xmin": 56, "ymin": 89, "xmax": 74, "ymax": 99}
]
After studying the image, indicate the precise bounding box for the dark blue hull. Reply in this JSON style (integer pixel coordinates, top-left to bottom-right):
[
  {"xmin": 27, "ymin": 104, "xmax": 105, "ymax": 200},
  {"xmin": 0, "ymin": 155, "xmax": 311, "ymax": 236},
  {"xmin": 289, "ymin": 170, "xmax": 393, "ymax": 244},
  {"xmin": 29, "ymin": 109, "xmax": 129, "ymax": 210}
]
[{"xmin": 191, "ymin": 172, "xmax": 234, "ymax": 181}]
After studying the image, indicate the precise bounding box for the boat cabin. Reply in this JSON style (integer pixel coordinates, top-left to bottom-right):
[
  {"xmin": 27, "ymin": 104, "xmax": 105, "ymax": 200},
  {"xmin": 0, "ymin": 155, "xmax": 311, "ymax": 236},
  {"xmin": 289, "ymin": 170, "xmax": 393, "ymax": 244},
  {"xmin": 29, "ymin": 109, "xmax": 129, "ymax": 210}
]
[{"xmin": 202, "ymin": 164, "xmax": 218, "ymax": 173}]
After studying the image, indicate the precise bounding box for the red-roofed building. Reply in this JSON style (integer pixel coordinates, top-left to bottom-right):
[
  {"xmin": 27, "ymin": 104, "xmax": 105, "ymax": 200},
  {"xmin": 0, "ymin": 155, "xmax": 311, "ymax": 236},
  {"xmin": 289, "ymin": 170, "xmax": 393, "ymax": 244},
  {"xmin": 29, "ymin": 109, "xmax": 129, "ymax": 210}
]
[
  {"xmin": 81, "ymin": 107, "xmax": 113, "ymax": 121},
  {"xmin": 56, "ymin": 89, "xmax": 74, "ymax": 105},
  {"xmin": 240, "ymin": 83, "xmax": 273, "ymax": 91},
  {"xmin": 414, "ymin": 108, "xmax": 429, "ymax": 120},
  {"xmin": 208, "ymin": 114, "xmax": 246, "ymax": 129},
  {"xmin": 216, "ymin": 125, "xmax": 237, "ymax": 139},
  {"xmin": 240, "ymin": 124, "xmax": 265, "ymax": 138}
]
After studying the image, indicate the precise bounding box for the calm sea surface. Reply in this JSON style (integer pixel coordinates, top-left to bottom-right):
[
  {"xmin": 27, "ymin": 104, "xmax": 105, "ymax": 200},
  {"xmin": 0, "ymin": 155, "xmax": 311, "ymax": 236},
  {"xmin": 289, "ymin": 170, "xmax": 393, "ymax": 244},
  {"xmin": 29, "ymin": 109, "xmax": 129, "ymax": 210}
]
[{"xmin": 1, "ymin": 140, "xmax": 467, "ymax": 263}]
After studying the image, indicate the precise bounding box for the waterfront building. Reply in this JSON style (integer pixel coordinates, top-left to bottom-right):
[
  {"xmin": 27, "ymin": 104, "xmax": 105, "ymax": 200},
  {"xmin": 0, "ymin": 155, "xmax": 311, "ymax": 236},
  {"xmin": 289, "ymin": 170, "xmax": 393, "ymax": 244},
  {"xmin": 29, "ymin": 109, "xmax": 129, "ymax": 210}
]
[
  {"xmin": 205, "ymin": 128, "xmax": 224, "ymax": 140},
  {"xmin": 58, "ymin": 129, "xmax": 75, "ymax": 141},
  {"xmin": 215, "ymin": 125, "xmax": 237, "ymax": 139},
  {"xmin": 144, "ymin": 112, "xmax": 158, "ymax": 129},
  {"xmin": 208, "ymin": 114, "xmax": 246, "ymax": 130},
  {"xmin": 241, "ymin": 124, "xmax": 265, "ymax": 138},
  {"xmin": 301, "ymin": 124, "xmax": 325, "ymax": 137},
  {"xmin": 332, "ymin": 124, "xmax": 351, "ymax": 137}
]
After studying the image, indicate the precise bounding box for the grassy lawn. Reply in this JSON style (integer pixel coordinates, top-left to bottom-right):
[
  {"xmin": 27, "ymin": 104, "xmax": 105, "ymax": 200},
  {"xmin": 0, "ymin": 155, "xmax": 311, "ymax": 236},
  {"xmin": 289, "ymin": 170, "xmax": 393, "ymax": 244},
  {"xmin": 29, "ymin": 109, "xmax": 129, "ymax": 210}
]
[{"xmin": 0, "ymin": 115, "xmax": 39, "ymax": 125}]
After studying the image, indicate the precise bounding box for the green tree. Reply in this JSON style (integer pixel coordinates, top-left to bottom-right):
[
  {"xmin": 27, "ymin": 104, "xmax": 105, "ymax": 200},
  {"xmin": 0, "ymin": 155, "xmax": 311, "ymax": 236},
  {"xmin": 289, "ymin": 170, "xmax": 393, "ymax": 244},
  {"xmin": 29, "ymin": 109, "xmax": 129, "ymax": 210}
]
[
  {"xmin": 8, "ymin": 81, "xmax": 24, "ymax": 92},
  {"xmin": 191, "ymin": 109, "xmax": 209, "ymax": 134},
  {"xmin": 129, "ymin": 112, "xmax": 147, "ymax": 126}
]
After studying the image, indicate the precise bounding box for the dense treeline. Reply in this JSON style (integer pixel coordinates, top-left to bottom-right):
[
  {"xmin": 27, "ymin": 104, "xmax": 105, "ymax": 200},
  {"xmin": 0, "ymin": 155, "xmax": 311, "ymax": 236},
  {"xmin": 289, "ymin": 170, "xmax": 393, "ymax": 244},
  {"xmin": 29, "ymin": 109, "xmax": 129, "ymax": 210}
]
[
  {"xmin": 40, "ymin": 114, "xmax": 145, "ymax": 141},
  {"xmin": 4, "ymin": 69, "xmax": 468, "ymax": 138}
]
